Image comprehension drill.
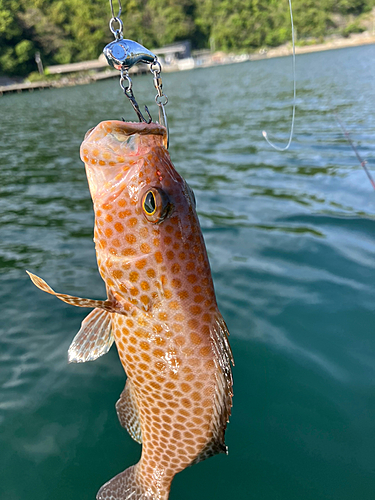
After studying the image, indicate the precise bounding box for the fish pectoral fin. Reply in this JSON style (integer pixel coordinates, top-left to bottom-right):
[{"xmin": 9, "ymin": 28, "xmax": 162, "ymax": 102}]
[
  {"xmin": 26, "ymin": 271, "xmax": 114, "ymax": 311},
  {"xmin": 116, "ymin": 379, "xmax": 142, "ymax": 444},
  {"xmin": 68, "ymin": 308, "xmax": 113, "ymax": 363}
]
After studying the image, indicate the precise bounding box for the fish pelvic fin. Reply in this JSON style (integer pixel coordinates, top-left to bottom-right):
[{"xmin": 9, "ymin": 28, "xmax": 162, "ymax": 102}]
[
  {"xmin": 116, "ymin": 379, "xmax": 142, "ymax": 444},
  {"xmin": 97, "ymin": 464, "xmax": 169, "ymax": 500},
  {"xmin": 68, "ymin": 308, "xmax": 114, "ymax": 363},
  {"xmin": 26, "ymin": 271, "xmax": 115, "ymax": 312}
]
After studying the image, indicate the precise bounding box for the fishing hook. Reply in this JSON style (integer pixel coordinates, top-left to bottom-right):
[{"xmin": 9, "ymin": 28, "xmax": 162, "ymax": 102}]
[
  {"xmin": 124, "ymin": 87, "xmax": 152, "ymax": 124},
  {"xmin": 120, "ymin": 70, "xmax": 152, "ymax": 123},
  {"xmin": 262, "ymin": 0, "xmax": 296, "ymax": 151}
]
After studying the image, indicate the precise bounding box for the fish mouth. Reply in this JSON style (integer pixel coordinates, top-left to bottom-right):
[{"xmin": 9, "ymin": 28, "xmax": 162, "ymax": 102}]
[
  {"xmin": 112, "ymin": 121, "xmax": 166, "ymax": 137},
  {"xmin": 81, "ymin": 120, "xmax": 168, "ymax": 200},
  {"xmin": 84, "ymin": 120, "xmax": 168, "ymax": 149}
]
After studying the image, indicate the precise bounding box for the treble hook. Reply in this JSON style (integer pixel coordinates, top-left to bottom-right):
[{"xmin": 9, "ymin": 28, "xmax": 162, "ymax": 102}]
[
  {"xmin": 124, "ymin": 87, "xmax": 152, "ymax": 124},
  {"xmin": 120, "ymin": 71, "xmax": 152, "ymax": 123}
]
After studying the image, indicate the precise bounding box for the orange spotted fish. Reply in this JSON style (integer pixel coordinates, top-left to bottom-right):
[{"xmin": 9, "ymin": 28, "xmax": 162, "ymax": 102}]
[{"xmin": 27, "ymin": 120, "xmax": 233, "ymax": 500}]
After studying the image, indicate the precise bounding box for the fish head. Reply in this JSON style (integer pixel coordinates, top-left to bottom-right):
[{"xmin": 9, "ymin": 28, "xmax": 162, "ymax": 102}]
[{"xmin": 80, "ymin": 121, "xmax": 215, "ymax": 314}]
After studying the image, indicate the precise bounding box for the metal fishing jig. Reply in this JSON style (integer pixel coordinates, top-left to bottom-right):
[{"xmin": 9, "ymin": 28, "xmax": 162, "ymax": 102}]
[{"xmin": 104, "ymin": 0, "xmax": 169, "ymax": 147}]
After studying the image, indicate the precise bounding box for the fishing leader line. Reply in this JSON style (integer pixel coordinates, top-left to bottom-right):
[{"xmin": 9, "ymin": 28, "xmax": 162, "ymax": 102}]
[{"xmin": 262, "ymin": 0, "xmax": 296, "ymax": 151}]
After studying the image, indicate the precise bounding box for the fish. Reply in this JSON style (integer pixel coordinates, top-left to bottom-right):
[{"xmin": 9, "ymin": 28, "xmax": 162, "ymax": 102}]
[{"xmin": 27, "ymin": 120, "xmax": 234, "ymax": 500}]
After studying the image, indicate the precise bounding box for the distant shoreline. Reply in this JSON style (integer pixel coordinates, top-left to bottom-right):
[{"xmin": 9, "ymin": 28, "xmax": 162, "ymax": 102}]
[
  {"xmin": 1, "ymin": 31, "xmax": 374, "ymax": 95},
  {"xmin": 252, "ymin": 31, "xmax": 375, "ymax": 61}
]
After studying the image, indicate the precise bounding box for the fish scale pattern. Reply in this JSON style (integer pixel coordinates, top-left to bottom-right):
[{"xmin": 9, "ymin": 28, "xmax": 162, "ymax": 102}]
[{"xmin": 80, "ymin": 121, "xmax": 233, "ymax": 499}]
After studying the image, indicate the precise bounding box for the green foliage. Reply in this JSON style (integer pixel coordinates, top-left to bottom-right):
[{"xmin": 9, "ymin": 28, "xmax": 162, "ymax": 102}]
[
  {"xmin": 342, "ymin": 21, "xmax": 366, "ymax": 37},
  {"xmin": 0, "ymin": 0, "xmax": 373, "ymax": 76}
]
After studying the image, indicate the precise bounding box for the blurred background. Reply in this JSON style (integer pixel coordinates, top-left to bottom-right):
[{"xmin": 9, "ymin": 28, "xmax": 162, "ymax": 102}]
[
  {"xmin": 1, "ymin": 2, "xmax": 375, "ymax": 500},
  {"xmin": 1, "ymin": 0, "xmax": 375, "ymax": 80}
]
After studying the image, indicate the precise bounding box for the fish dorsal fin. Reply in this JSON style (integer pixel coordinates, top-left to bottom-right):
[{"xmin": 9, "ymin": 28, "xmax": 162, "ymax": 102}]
[
  {"xmin": 192, "ymin": 313, "xmax": 234, "ymax": 465},
  {"xmin": 26, "ymin": 271, "xmax": 115, "ymax": 312},
  {"xmin": 68, "ymin": 308, "xmax": 113, "ymax": 363},
  {"xmin": 116, "ymin": 379, "xmax": 142, "ymax": 444}
]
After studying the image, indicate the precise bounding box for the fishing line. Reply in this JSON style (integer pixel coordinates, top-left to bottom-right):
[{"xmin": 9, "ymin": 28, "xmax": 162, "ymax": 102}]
[
  {"xmin": 334, "ymin": 113, "xmax": 375, "ymax": 191},
  {"xmin": 262, "ymin": 0, "xmax": 296, "ymax": 151}
]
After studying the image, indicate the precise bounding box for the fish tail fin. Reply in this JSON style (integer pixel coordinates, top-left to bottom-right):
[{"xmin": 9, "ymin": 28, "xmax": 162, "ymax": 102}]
[{"xmin": 97, "ymin": 464, "xmax": 169, "ymax": 500}]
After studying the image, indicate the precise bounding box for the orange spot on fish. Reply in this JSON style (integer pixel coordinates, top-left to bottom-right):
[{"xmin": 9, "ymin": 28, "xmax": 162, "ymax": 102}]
[
  {"xmin": 129, "ymin": 271, "xmax": 139, "ymax": 282},
  {"xmin": 140, "ymin": 295, "xmax": 150, "ymax": 307},
  {"xmin": 190, "ymin": 305, "xmax": 202, "ymax": 315},
  {"xmin": 140, "ymin": 243, "xmax": 151, "ymax": 254},
  {"xmin": 119, "ymin": 210, "xmax": 131, "ymax": 218},
  {"xmin": 186, "ymin": 262, "xmax": 195, "ymax": 271},
  {"xmin": 114, "ymin": 222, "xmax": 124, "ymax": 232},
  {"xmin": 122, "ymin": 248, "xmax": 136, "ymax": 257},
  {"xmin": 178, "ymin": 290, "xmax": 189, "ymax": 300},
  {"xmin": 188, "ymin": 320, "xmax": 199, "ymax": 331},
  {"xmin": 140, "ymin": 281, "xmax": 150, "ymax": 291},
  {"xmin": 127, "ymin": 217, "xmax": 138, "ymax": 227},
  {"xmin": 146, "ymin": 269, "xmax": 156, "ymax": 278},
  {"xmin": 171, "ymin": 279, "xmax": 181, "ymax": 289},
  {"xmin": 181, "ymin": 383, "xmax": 191, "ymax": 393},
  {"xmin": 112, "ymin": 269, "xmax": 123, "ymax": 279},
  {"xmin": 155, "ymin": 251, "xmax": 163, "ymax": 263},
  {"xmin": 171, "ymin": 263, "xmax": 180, "ymax": 274},
  {"xmin": 135, "ymin": 259, "xmax": 147, "ymax": 270}
]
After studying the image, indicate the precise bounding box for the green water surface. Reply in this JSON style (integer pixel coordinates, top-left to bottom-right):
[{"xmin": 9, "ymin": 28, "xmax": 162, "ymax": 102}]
[{"xmin": 1, "ymin": 44, "xmax": 375, "ymax": 500}]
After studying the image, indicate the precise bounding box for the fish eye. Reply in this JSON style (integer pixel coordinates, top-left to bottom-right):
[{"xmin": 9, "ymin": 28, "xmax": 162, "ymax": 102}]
[
  {"xmin": 143, "ymin": 191, "xmax": 156, "ymax": 215},
  {"xmin": 141, "ymin": 187, "xmax": 171, "ymax": 223}
]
